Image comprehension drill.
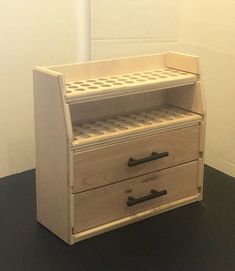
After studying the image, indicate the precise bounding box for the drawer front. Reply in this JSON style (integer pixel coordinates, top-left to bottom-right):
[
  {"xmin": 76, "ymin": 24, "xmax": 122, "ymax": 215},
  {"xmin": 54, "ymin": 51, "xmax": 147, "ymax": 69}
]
[
  {"xmin": 73, "ymin": 161, "xmax": 199, "ymax": 233},
  {"xmin": 73, "ymin": 125, "xmax": 200, "ymax": 193}
]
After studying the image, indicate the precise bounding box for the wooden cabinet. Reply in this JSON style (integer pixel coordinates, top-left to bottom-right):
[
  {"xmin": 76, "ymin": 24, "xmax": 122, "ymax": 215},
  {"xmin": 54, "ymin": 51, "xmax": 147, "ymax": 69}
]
[{"xmin": 33, "ymin": 51, "xmax": 206, "ymax": 244}]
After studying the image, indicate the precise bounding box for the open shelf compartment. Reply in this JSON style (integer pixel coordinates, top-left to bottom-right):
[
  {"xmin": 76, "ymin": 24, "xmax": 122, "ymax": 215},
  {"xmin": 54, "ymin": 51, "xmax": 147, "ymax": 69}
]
[
  {"xmin": 72, "ymin": 105, "xmax": 202, "ymax": 150},
  {"xmin": 44, "ymin": 51, "xmax": 200, "ymax": 104}
]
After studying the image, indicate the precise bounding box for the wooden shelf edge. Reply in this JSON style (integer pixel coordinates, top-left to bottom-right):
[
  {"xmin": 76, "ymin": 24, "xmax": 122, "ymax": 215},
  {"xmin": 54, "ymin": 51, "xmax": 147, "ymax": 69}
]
[
  {"xmin": 65, "ymin": 79, "xmax": 198, "ymax": 104},
  {"xmin": 71, "ymin": 120, "xmax": 202, "ymax": 152}
]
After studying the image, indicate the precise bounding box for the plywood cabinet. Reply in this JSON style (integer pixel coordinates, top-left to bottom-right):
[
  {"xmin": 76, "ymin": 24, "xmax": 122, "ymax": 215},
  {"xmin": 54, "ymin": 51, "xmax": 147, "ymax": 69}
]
[{"xmin": 33, "ymin": 51, "xmax": 206, "ymax": 244}]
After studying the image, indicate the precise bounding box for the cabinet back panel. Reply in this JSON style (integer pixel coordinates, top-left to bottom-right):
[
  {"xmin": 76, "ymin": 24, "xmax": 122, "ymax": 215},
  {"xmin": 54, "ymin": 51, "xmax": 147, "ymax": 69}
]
[
  {"xmin": 48, "ymin": 54, "xmax": 166, "ymax": 82},
  {"xmin": 70, "ymin": 91, "xmax": 165, "ymax": 123}
]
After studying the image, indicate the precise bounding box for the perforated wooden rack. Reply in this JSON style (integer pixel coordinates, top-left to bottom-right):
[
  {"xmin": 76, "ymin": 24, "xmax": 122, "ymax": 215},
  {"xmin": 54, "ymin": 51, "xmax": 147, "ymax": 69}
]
[
  {"xmin": 65, "ymin": 67, "xmax": 198, "ymax": 103},
  {"xmin": 72, "ymin": 105, "xmax": 202, "ymax": 150}
]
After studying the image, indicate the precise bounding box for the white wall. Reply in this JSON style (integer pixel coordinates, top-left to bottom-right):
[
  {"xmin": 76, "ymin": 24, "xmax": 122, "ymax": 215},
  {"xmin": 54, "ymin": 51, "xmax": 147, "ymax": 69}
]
[
  {"xmin": 92, "ymin": 0, "xmax": 235, "ymax": 177},
  {"xmin": 2, "ymin": 1, "xmax": 234, "ymax": 178},
  {"xmin": 0, "ymin": 0, "xmax": 180, "ymax": 177},
  {"xmin": 91, "ymin": 0, "xmax": 180, "ymax": 59},
  {"xmin": 0, "ymin": 0, "xmax": 78, "ymax": 177},
  {"xmin": 178, "ymin": 0, "xmax": 235, "ymax": 176}
]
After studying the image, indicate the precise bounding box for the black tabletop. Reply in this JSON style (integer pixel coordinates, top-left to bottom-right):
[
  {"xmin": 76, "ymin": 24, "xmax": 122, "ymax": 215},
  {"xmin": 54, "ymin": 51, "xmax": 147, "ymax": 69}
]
[{"xmin": 0, "ymin": 166, "xmax": 234, "ymax": 271}]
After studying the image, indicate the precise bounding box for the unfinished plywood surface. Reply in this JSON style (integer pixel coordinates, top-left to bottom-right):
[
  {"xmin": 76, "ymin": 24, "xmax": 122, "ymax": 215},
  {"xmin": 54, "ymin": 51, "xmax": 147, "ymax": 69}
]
[
  {"xmin": 72, "ymin": 161, "xmax": 199, "ymax": 233},
  {"xmin": 34, "ymin": 51, "xmax": 205, "ymax": 244},
  {"xmin": 72, "ymin": 194, "xmax": 200, "ymax": 243},
  {"xmin": 166, "ymin": 82, "xmax": 206, "ymax": 115},
  {"xmin": 33, "ymin": 69, "xmax": 70, "ymax": 243},
  {"xmin": 72, "ymin": 105, "xmax": 202, "ymax": 150},
  {"xmin": 48, "ymin": 53, "xmax": 166, "ymax": 82},
  {"xmin": 72, "ymin": 125, "xmax": 200, "ymax": 193},
  {"xmin": 167, "ymin": 51, "xmax": 200, "ymax": 74},
  {"xmin": 69, "ymin": 90, "xmax": 165, "ymax": 123},
  {"xmin": 65, "ymin": 68, "xmax": 198, "ymax": 103}
]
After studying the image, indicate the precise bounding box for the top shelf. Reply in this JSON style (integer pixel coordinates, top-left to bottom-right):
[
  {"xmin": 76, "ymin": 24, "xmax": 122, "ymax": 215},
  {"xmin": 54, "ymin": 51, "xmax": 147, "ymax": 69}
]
[
  {"xmin": 36, "ymin": 51, "xmax": 200, "ymax": 104},
  {"xmin": 65, "ymin": 68, "xmax": 198, "ymax": 103}
]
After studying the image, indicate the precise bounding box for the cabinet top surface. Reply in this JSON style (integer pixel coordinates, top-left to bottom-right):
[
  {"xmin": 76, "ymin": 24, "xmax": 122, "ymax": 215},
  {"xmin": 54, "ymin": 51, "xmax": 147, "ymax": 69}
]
[{"xmin": 34, "ymin": 51, "xmax": 200, "ymax": 104}]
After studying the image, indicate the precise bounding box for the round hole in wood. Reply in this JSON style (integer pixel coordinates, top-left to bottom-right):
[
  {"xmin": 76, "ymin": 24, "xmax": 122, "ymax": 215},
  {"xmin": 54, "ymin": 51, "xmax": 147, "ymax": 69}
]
[
  {"xmin": 94, "ymin": 132, "xmax": 103, "ymax": 135},
  {"xmin": 140, "ymin": 75, "xmax": 150, "ymax": 78},
  {"xmin": 136, "ymin": 79, "xmax": 146, "ymax": 82},
  {"xmin": 88, "ymin": 86, "xmax": 98, "ymax": 89},
  {"xmin": 146, "ymin": 77, "xmax": 157, "ymax": 80},
  {"xmin": 75, "ymin": 88, "xmax": 85, "ymax": 91}
]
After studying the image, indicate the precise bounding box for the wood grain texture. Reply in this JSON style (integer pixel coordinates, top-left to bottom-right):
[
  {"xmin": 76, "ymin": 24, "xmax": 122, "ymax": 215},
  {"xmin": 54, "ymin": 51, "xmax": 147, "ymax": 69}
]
[
  {"xmin": 72, "ymin": 194, "xmax": 200, "ymax": 243},
  {"xmin": 33, "ymin": 52, "xmax": 205, "ymax": 244},
  {"xmin": 65, "ymin": 67, "xmax": 197, "ymax": 103},
  {"xmin": 72, "ymin": 125, "xmax": 200, "ymax": 193},
  {"xmin": 72, "ymin": 105, "xmax": 202, "ymax": 151},
  {"xmin": 167, "ymin": 51, "xmax": 200, "ymax": 74},
  {"xmin": 70, "ymin": 90, "xmax": 165, "ymax": 123},
  {"xmin": 166, "ymin": 82, "xmax": 206, "ymax": 115},
  {"xmin": 73, "ymin": 161, "xmax": 199, "ymax": 233},
  {"xmin": 47, "ymin": 53, "xmax": 166, "ymax": 82},
  {"xmin": 33, "ymin": 68, "xmax": 70, "ymax": 243}
]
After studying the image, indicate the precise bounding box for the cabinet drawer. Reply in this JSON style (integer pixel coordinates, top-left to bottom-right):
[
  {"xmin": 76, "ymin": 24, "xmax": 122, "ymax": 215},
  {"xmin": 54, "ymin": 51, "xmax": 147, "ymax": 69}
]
[
  {"xmin": 73, "ymin": 125, "xmax": 200, "ymax": 192},
  {"xmin": 72, "ymin": 161, "xmax": 199, "ymax": 233}
]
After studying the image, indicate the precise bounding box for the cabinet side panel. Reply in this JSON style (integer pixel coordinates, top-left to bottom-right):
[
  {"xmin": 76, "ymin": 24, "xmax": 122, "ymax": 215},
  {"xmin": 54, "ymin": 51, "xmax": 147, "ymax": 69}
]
[
  {"xmin": 167, "ymin": 51, "xmax": 200, "ymax": 74},
  {"xmin": 166, "ymin": 82, "xmax": 206, "ymax": 115},
  {"xmin": 33, "ymin": 69, "xmax": 69, "ymax": 242}
]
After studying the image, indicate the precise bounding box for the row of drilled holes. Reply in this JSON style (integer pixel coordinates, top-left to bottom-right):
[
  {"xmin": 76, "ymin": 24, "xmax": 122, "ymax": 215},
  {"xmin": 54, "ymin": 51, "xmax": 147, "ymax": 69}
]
[
  {"xmin": 66, "ymin": 69, "xmax": 189, "ymax": 93},
  {"xmin": 73, "ymin": 108, "xmax": 194, "ymax": 139}
]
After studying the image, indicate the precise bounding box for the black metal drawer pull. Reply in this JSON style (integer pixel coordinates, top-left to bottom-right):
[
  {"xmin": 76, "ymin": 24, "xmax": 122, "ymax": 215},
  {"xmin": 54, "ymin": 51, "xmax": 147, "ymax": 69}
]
[
  {"xmin": 127, "ymin": 189, "xmax": 167, "ymax": 206},
  {"xmin": 128, "ymin": 151, "xmax": 168, "ymax": 167}
]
